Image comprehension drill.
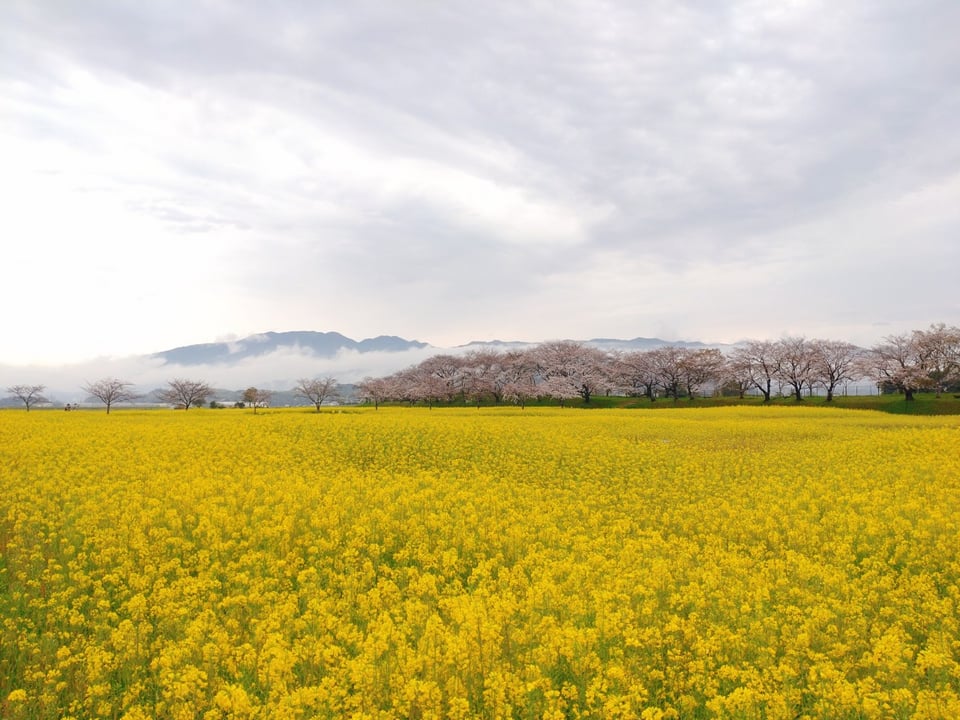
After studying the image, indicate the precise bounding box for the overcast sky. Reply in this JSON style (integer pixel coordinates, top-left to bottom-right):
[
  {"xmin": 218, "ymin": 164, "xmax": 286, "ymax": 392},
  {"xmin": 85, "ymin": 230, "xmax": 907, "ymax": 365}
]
[{"xmin": 2, "ymin": 0, "xmax": 958, "ymax": 367}]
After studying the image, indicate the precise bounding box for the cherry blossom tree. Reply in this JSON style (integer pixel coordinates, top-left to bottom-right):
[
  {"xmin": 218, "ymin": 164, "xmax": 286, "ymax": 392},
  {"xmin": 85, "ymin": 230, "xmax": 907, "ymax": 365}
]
[
  {"xmin": 385, "ymin": 367, "xmax": 423, "ymax": 405},
  {"xmin": 534, "ymin": 341, "xmax": 610, "ymax": 404},
  {"xmin": 615, "ymin": 351, "xmax": 659, "ymax": 401},
  {"xmin": 540, "ymin": 375, "xmax": 581, "ymax": 407},
  {"xmin": 356, "ymin": 376, "xmax": 393, "ymax": 409},
  {"xmin": 414, "ymin": 355, "xmax": 463, "ymax": 405},
  {"xmin": 811, "ymin": 340, "xmax": 862, "ymax": 401},
  {"xmin": 458, "ymin": 350, "xmax": 502, "ymax": 407},
  {"xmin": 498, "ymin": 350, "xmax": 539, "ymax": 408},
  {"xmin": 860, "ymin": 333, "xmax": 933, "ymax": 401},
  {"xmin": 775, "ymin": 337, "xmax": 816, "ymax": 401},
  {"xmin": 914, "ymin": 323, "xmax": 960, "ymax": 397},
  {"xmin": 720, "ymin": 356, "xmax": 753, "ymax": 399},
  {"xmin": 323, "ymin": 326, "xmax": 958, "ymax": 410},
  {"xmin": 647, "ymin": 346, "xmax": 687, "ymax": 401},
  {"xmin": 680, "ymin": 348, "xmax": 725, "ymax": 399},
  {"xmin": 730, "ymin": 341, "xmax": 780, "ymax": 402}
]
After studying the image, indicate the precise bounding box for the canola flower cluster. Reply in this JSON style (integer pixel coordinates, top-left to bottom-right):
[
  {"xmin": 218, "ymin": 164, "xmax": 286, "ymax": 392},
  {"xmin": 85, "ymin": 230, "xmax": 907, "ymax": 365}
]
[{"xmin": 2, "ymin": 406, "xmax": 960, "ymax": 719}]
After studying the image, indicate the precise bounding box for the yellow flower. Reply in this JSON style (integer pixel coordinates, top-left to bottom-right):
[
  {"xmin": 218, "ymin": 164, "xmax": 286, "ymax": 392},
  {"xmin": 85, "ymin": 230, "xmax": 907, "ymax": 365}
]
[{"xmin": 3, "ymin": 406, "xmax": 960, "ymax": 717}]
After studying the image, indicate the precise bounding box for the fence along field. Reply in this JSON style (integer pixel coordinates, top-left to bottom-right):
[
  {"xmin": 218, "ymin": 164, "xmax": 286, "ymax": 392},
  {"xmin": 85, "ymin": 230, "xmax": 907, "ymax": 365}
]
[{"xmin": 2, "ymin": 406, "xmax": 959, "ymax": 719}]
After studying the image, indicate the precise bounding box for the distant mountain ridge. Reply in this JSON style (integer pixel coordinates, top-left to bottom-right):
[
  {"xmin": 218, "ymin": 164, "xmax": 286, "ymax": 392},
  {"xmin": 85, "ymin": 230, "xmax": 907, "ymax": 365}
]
[
  {"xmin": 150, "ymin": 330, "xmax": 736, "ymax": 366},
  {"xmin": 152, "ymin": 331, "xmax": 429, "ymax": 366},
  {"xmin": 1, "ymin": 332, "xmax": 736, "ymax": 405},
  {"xmin": 456, "ymin": 337, "xmax": 726, "ymax": 352},
  {"xmin": 152, "ymin": 331, "xmax": 732, "ymax": 367},
  {"xmin": 584, "ymin": 337, "xmax": 722, "ymax": 351}
]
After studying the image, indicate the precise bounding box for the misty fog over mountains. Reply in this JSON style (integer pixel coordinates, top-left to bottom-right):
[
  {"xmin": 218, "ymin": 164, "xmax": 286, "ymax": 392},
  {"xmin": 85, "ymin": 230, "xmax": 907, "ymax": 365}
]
[{"xmin": 3, "ymin": 330, "xmax": 722, "ymax": 404}]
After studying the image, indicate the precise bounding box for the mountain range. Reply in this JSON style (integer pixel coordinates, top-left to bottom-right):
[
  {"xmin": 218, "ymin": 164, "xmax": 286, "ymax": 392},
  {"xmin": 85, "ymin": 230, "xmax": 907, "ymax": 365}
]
[
  {"xmin": 152, "ymin": 331, "xmax": 429, "ymax": 365},
  {"xmin": 151, "ymin": 330, "xmax": 725, "ymax": 366},
  {"xmin": 1, "ymin": 331, "xmax": 733, "ymax": 406}
]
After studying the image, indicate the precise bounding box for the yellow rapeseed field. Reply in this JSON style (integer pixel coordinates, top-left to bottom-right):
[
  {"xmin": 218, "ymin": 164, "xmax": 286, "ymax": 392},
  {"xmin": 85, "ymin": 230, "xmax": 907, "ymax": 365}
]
[{"xmin": 2, "ymin": 406, "xmax": 959, "ymax": 719}]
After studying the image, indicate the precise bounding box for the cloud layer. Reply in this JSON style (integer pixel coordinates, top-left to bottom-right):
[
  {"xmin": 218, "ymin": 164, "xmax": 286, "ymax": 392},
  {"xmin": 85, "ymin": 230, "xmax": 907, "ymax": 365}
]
[
  {"xmin": 2, "ymin": 1, "xmax": 958, "ymax": 364},
  {"xmin": 1, "ymin": 345, "xmax": 443, "ymax": 403}
]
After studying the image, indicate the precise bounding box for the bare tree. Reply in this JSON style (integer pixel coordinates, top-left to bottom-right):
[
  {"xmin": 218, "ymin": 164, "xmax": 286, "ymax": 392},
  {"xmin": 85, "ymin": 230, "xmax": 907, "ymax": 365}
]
[
  {"xmin": 294, "ymin": 376, "xmax": 339, "ymax": 411},
  {"xmin": 811, "ymin": 340, "xmax": 862, "ymax": 401},
  {"xmin": 242, "ymin": 387, "xmax": 272, "ymax": 414},
  {"xmin": 158, "ymin": 378, "xmax": 213, "ymax": 409},
  {"xmin": 6, "ymin": 384, "xmax": 48, "ymax": 411},
  {"xmin": 82, "ymin": 378, "xmax": 140, "ymax": 413}
]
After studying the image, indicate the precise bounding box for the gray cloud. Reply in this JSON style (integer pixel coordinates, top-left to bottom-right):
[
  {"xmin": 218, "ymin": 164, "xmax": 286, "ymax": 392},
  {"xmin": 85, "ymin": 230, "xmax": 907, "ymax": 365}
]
[{"xmin": 1, "ymin": 0, "xmax": 958, "ymax": 364}]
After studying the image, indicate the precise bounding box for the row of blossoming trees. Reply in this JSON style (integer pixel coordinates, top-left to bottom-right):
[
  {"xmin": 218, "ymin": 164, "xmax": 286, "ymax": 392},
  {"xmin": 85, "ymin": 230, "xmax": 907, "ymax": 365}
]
[
  {"xmin": 5, "ymin": 324, "xmax": 958, "ymax": 411},
  {"xmin": 356, "ymin": 323, "xmax": 960, "ymax": 407}
]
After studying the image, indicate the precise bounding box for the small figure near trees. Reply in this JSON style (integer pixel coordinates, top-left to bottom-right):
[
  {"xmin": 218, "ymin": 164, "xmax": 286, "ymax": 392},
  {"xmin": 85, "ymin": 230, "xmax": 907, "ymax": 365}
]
[
  {"xmin": 6, "ymin": 384, "xmax": 48, "ymax": 411},
  {"xmin": 83, "ymin": 378, "xmax": 141, "ymax": 413},
  {"xmin": 158, "ymin": 378, "xmax": 214, "ymax": 410}
]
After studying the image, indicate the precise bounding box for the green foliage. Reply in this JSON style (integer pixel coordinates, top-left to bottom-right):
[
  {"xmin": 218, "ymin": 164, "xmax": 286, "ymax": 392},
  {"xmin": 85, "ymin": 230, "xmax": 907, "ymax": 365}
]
[{"xmin": 405, "ymin": 392, "xmax": 960, "ymax": 415}]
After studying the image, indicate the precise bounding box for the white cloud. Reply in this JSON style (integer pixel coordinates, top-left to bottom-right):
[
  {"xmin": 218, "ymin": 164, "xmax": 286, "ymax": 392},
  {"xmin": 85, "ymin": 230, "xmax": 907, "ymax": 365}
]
[
  {"xmin": 0, "ymin": 345, "xmax": 443, "ymax": 403},
  {"xmin": 1, "ymin": 0, "xmax": 957, "ymax": 364}
]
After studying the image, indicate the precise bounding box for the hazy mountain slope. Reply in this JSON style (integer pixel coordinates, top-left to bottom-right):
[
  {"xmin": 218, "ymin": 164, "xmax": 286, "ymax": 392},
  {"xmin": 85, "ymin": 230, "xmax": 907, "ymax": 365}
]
[{"xmin": 152, "ymin": 331, "xmax": 429, "ymax": 365}]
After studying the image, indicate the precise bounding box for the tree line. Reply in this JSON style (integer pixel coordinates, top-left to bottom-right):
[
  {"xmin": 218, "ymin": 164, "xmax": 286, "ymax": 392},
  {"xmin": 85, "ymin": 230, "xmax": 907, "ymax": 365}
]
[
  {"xmin": 4, "ymin": 377, "xmax": 341, "ymax": 413},
  {"xmin": 353, "ymin": 323, "xmax": 960, "ymax": 408},
  {"xmin": 6, "ymin": 324, "xmax": 959, "ymax": 411}
]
